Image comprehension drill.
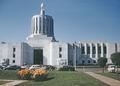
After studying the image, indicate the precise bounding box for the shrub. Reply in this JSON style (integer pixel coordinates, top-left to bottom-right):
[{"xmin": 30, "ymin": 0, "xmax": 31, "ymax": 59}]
[
  {"xmin": 18, "ymin": 69, "xmax": 32, "ymax": 80},
  {"xmin": 58, "ymin": 66, "xmax": 75, "ymax": 71},
  {"xmin": 45, "ymin": 65, "xmax": 56, "ymax": 71},
  {"xmin": 33, "ymin": 69, "xmax": 48, "ymax": 81},
  {"xmin": 18, "ymin": 69, "xmax": 48, "ymax": 81},
  {"xmin": 34, "ymin": 74, "xmax": 48, "ymax": 81},
  {"xmin": 111, "ymin": 52, "xmax": 120, "ymax": 66},
  {"xmin": 98, "ymin": 57, "xmax": 107, "ymax": 73}
]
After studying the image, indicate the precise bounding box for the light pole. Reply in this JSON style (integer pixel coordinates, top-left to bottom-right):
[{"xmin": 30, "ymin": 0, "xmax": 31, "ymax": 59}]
[{"xmin": 73, "ymin": 43, "xmax": 77, "ymax": 70}]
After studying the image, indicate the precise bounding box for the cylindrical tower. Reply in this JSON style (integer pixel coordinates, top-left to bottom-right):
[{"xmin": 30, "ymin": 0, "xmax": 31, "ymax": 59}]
[{"xmin": 31, "ymin": 2, "xmax": 54, "ymax": 38}]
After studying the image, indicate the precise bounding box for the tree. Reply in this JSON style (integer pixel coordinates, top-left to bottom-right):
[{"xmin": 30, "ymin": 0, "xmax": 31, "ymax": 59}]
[
  {"xmin": 97, "ymin": 57, "xmax": 107, "ymax": 73},
  {"xmin": 111, "ymin": 52, "xmax": 120, "ymax": 66},
  {"xmin": 111, "ymin": 52, "xmax": 120, "ymax": 80},
  {"xmin": 2, "ymin": 58, "xmax": 9, "ymax": 66}
]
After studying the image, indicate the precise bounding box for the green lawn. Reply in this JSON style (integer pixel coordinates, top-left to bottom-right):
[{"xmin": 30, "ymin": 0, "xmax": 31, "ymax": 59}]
[
  {"xmin": 16, "ymin": 71, "xmax": 109, "ymax": 86},
  {"xmin": 0, "ymin": 70, "xmax": 109, "ymax": 86},
  {"xmin": 99, "ymin": 72, "xmax": 120, "ymax": 80},
  {"xmin": 0, "ymin": 70, "xmax": 19, "ymax": 80}
]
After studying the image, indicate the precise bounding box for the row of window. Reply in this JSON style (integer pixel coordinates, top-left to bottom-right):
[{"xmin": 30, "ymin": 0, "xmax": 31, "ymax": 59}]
[{"xmin": 81, "ymin": 45, "xmax": 107, "ymax": 54}]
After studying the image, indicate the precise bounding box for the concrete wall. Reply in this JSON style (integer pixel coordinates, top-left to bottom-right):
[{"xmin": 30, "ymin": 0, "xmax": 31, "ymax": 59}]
[
  {"xmin": 0, "ymin": 41, "xmax": 120, "ymax": 66},
  {"xmin": 50, "ymin": 42, "xmax": 68, "ymax": 66},
  {"xmin": 22, "ymin": 43, "xmax": 33, "ymax": 65},
  {"xmin": 0, "ymin": 42, "xmax": 22, "ymax": 65},
  {"xmin": 26, "ymin": 35, "xmax": 53, "ymax": 65}
]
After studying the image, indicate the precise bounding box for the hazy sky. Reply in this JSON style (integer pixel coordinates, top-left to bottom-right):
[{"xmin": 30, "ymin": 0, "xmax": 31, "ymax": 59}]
[{"xmin": 0, "ymin": 0, "xmax": 120, "ymax": 43}]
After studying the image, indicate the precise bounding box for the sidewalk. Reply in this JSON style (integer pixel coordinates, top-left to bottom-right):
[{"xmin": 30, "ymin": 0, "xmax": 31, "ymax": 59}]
[
  {"xmin": 0, "ymin": 79, "xmax": 27, "ymax": 86},
  {"xmin": 85, "ymin": 72, "xmax": 120, "ymax": 86}
]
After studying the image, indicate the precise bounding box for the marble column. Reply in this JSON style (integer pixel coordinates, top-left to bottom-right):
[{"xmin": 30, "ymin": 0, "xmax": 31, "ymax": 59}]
[
  {"xmin": 41, "ymin": 16, "xmax": 43, "ymax": 34},
  {"xmin": 101, "ymin": 43, "xmax": 104, "ymax": 57},
  {"xmin": 35, "ymin": 17, "xmax": 37, "ymax": 34},
  {"xmin": 95, "ymin": 43, "xmax": 98, "ymax": 59},
  {"xmin": 31, "ymin": 17, "xmax": 34, "ymax": 34},
  {"xmin": 85, "ymin": 43, "xmax": 87, "ymax": 55},
  {"xmin": 37, "ymin": 16, "xmax": 40, "ymax": 34}
]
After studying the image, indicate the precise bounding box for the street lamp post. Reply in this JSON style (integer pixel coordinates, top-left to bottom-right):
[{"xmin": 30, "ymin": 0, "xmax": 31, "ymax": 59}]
[{"xmin": 73, "ymin": 43, "xmax": 77, "ymax": 70}]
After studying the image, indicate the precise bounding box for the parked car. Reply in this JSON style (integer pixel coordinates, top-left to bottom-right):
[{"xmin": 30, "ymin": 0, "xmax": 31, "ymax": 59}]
[
  {"xmin": 0, "ymin": 66, "xmax": 3, "ymax": 70},
  {"xmin": 1, "ymin": 65, "xmax": 7, "ymax": 70},
  {"xmin": 29, "ymin": 65, "xmax": 41, "ymax": 70},
  {"xmin": 107, "ymin": 65, "xmax": 117, "ymax": 73},
  {"xmin": 57, "ymin": 66, "xmax": 75, "ymax": 71},
  {"xmin": 4, "ymin": 65, "xmax": 21, "ymax": 70},
  {"xmin": 45, "ymin": 65, "xmax": 56, "ymax": 71},
  {"xmin": 21, "ymin": 65, "xmax": 31, "ymax": 69}
]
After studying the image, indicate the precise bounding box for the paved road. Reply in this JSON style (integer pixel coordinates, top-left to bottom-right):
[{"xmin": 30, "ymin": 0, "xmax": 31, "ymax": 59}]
[{"xmin": 85, "ymin": 72, "xmax": 120, "ymax": 86}]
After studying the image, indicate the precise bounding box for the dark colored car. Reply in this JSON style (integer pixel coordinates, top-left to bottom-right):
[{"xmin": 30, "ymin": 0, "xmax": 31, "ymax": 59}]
[
  {"xmin": 0, "ymin": 66, "xmax": 3, "ymax": 70},
  {"xmin": 4, "ymin": 65, "xmax": 21, "ymax": 70},
  {"xmin": 45, "ymin": 65, "xmax": 56, "ymax": 71}
]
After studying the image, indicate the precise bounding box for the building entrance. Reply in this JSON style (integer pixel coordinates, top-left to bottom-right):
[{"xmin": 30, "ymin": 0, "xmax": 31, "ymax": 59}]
[{"xmin": 34, "ymin": 49, "xmax": 43, "ymax": 64}]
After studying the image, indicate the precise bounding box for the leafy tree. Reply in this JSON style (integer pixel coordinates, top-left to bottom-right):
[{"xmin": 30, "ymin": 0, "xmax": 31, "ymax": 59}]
[
  {"xmin": 111, "ymin": 52, "xmax": 120, "ymax": 80},
  {"xmin": 97, "ymin": 57, "xmax": 107, "ymax": 73},
  {"xmin": 111, "ymin": 52, "xmax": 120, "ymax": 66},
  {"xmin": 2, "ymin": 58, "xmax": 9, "ymax": 66}
]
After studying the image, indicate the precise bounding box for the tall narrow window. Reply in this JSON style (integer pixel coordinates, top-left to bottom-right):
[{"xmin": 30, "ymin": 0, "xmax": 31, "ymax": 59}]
[
  {"xmin": 36, "ymin": 18, "xmax": 38, "ymax": 33},
  {"xmin": 13, "ymin": 60, "xmax": 15, "ymax": 63},
  {"xmin": 87, "ymin": 46, "xmax": 90, "ymax": 54},
  {"xmin": 59, "ymin": 54, "xmax": 62, "ymax": 58},
  {"xmin": 13, "ymin": 47, "xmax": 16, "ymax": 52},
  {"xmin": 59, "ymin": 47, "xmax": 62, "ymax": 52},
  {"xmin": 98, "ymin": 46, "xmax": 101, "ymax": 54},
  {"xmin": 13, "ymin": 54, "xmax": 15, "ymax": 58},
  {"xmin": 81, "ymin": 46, "xmax": 85, "ymax": 54},
  {"xmin": 103, "ymin": 45, "xmax": 107, "ymax": 54},
  {"xmin": 92, "ymin": 46, "xmax": 96, "ymax": 54}
]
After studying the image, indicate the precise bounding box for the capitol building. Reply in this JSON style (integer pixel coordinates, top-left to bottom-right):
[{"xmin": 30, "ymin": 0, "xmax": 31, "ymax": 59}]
[{"xmin": 0, "ymin": 3, "xmax": 120, "ymax": 66}]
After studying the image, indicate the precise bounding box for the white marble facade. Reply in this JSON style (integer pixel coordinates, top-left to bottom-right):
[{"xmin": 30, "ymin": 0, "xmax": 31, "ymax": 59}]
[
  {"xmin": 0, "ymin": 3, "xmax": 120, "ymax": 66},
  {"xmin": 68, "ymin": 42, "xmax": 120, "ymax": 65}
]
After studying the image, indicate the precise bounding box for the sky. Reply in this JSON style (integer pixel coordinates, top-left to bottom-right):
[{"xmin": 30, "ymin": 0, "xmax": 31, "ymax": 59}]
[{"xmin": 0, "ymin": 0, "xmax": 120, "ymax": 43}]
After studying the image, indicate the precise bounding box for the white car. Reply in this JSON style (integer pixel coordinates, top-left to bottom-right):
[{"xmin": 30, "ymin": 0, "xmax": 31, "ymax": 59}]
[
  {"xmin": 29, "ymin": 65, "xmax": 41, "ymax": 70},
  {"xmin": 107, "ymin": 65, "xmax": 117, "ymax": 72},
  {"xmin": 21, "ymin": 65, "xmax": 31, "ymax": 69}
]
